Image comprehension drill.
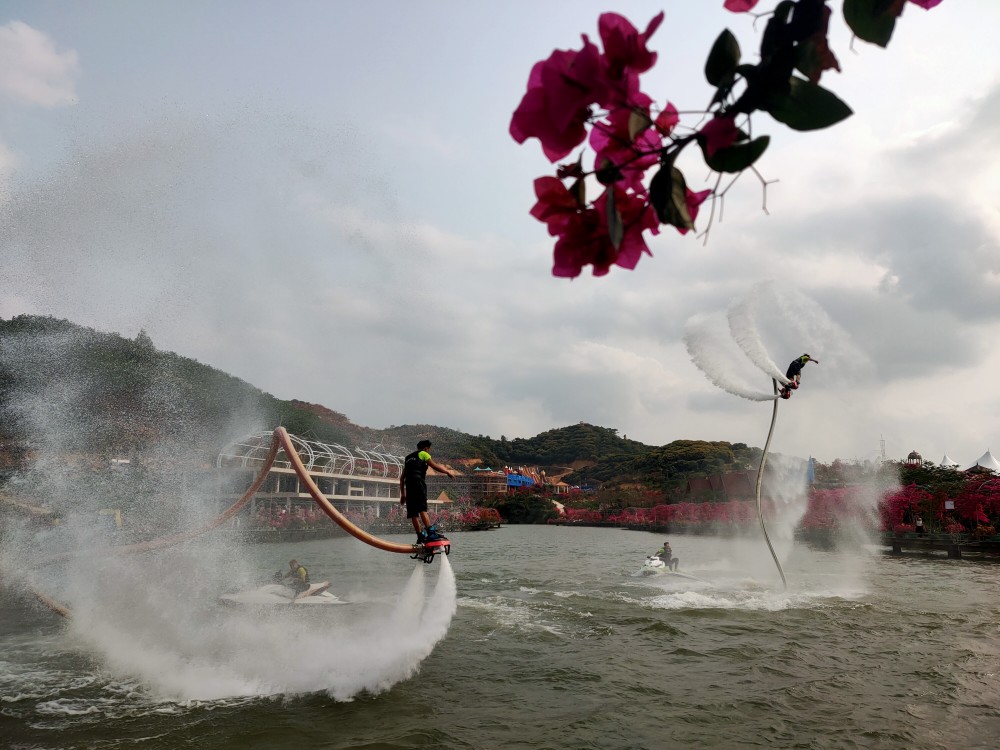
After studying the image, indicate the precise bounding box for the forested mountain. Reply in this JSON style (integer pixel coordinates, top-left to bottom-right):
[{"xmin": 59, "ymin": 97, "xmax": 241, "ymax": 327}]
[
  {"xmin": 567, "ymin": 440, "xmax": 761, "ymax": 489},
  {"xmin": 0, "ymin": 315, "xmax": 761, "ymax": 490}
]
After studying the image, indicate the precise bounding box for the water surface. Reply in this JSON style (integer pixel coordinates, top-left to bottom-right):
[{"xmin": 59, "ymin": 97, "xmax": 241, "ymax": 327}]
[{"xmin": 2, "ymin": 525, "xmax": 998, "ymax": 749}]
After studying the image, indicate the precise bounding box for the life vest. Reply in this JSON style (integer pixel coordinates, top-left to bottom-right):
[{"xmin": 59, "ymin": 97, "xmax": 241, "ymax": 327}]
[{"xmin": 403, "ymin": 450, "xmax": 432, "ymax": 488}]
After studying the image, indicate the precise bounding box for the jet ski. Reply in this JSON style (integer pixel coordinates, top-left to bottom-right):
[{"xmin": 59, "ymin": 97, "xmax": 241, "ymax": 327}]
[
  {"xmin": 638, "ymin": 556, "xmax": 671, "ymax": 576},
  {"xmin": 219, "ymin": 580, "xmax": 347, "ymax": 607},
  {"xmin": 636, "ymin": 556, "xmax": 704, "ymax": 582}
]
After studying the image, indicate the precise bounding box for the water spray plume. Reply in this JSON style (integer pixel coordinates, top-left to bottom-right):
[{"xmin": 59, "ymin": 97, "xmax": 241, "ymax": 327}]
[
  {"xmin": 3, "ymin": 419, "xmax": 457, "ymax": 699},
  {"xmin": 683, "ymin": 316, "xmax": 779, "ymax": 402},
  {"xmin": 756, "ymin": 281, "xmax": 872, "ymax": 385},
  {"xmin": 727, "ymin": 292, "xmax": 788, "ymax": 384},
  {"xmin": 59, "ymin": 554, "xmax": 457, "ymax": 701}
]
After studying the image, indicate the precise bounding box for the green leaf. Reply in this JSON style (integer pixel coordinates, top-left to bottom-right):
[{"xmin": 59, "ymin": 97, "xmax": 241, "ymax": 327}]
[
  {"xmin": 761, "ymin": 1, "xmax": 795, "ymax": 57},
  {"xmin": 569, "ymin": 178, "xmax": 585, "ymax": 207},
  {"xmin": 595, "ymin": 157, "xmax": 622, "ymax": 186},
  {"xmin": 843, "ymin": 0, "xmax": 905, "ymax": 49},
  {"xmin": 627, "ymin": 109, "xmax": 652, "ymax": 141},
  {"xmin": 766, "ymin": 77, "xmax": 853, "ymax": 131},
  {"xmin": 606, "ymin": 188, "xmax": 624, "ymax": 249},
  {"xmin": 705, "ymin": 29, "xmax": 741, "ymax": 88},
  {"xmin": 703, "ymin": 135, "xmax": 770, "ymax": 174},
  {"xmin": 649, "ymin": 165, "xmax": 693, "ymax": 231}
]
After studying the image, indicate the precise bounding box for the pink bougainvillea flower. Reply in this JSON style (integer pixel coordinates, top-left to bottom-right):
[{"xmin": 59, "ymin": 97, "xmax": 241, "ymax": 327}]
[
  {"xmin": 510, "ymin": 37, "xmax": 605, "ymax": 162},
  {"xmin": 724, "ymin": 0, "xmax": 760, "ymax": 11},
  {"xmin": 594, "ymin": 186, "xmax": 660, "ymax": 271},
  {"xmin": 602, "ymin": 70, "xmax": 654, "ymax": 111},
  {"xmin": 551, "ymin": 207, "xmax": 609, "ymax": 277},
  {"xmin": 551, "ymin": 186, "xmax": 658, "ymax": 277},
  {"xmin": 698, "ymin": 115, "xmax": 740, "ymax": 157},
  {"xmin": 595, "ymin": 12, "xmax": 663, "ymax": 110},
  {"xmin": 908, "ymin": 0, "xmax": 942, "ymax": 8},
  {"xmin": 598, "ymin": 11, "xmax": 664, "ymax": 78},
  {"xmin": 530, "ymin": 176, "xmax": 583, "ymax": 237},
  {"xmin": 589, "ymin": 105, "xmax": 661, "ymax": 193},
  {"xmin": 675, "ymin": 188, "xmax": 712, "ymax": 236},
  {"xmin": 654, "ymin": 102, "xmax": 679, "ymax": 136}
]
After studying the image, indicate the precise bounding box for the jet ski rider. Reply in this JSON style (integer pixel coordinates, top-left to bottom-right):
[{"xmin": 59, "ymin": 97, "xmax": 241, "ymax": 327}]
[
  {"xmin": 656, "ymin": 541, "xmax": 679, "ymax": 571},
  {"xmin": 284, "ymin": 559, "xmax": 310, "ymax": 594}
]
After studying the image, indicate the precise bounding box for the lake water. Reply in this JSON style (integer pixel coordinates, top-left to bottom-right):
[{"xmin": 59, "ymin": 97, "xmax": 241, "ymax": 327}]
[{"xmin": 2, "ymin": 524, "xmax": 999, "ymax": 749}]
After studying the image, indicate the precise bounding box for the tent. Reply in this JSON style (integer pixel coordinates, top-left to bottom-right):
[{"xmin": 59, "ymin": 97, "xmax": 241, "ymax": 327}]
[
  {"xmin": 939, "ymin": 454, "xmax": 960, "ymax": 468},
  {"xmin": 965, "ymin": 450, "xmax": 1000, "ymax": 473}
]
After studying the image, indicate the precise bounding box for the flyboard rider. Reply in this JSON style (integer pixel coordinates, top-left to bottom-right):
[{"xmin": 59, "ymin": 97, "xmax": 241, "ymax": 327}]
[
  {"xmin": 780, "ymin": 354, "xmax": 818, "ymax": 398},
  {"xmin": 400, "ymin": 440, "xmax": 455, "ymax": 545}
]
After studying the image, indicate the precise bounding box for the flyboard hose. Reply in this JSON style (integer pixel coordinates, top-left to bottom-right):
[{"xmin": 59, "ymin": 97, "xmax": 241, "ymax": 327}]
[
  {"xmin": 273, "ymin": 427, "xmax": 415, "ymax": 555},
  {"xmin": 26, "ymin": 427, "xmax": 417, "ymax": 618},
  {"xmin": 755, "ymin": 379, "xmax": 787, "ymax": 590}
]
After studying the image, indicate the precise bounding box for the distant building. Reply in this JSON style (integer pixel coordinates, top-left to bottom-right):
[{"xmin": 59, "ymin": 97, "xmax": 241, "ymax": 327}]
[{"xmin": 428, "ymin": 468, "xmax": 505, "ymax": 501}]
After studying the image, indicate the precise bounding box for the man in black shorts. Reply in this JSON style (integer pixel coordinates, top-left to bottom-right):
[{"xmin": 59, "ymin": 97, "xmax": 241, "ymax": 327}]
[
  {"xmin": 785, "ymin": 353, "xmax": 818, "ymax": 387},
  {"xmin": 400, "ymin": 440, "xmax": 455, "ymax": 544}
]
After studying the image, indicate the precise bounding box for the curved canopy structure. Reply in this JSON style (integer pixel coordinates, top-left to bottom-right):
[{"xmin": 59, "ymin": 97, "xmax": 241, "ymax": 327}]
[
  {"xmin": 217, "ymin": 431, "xmax": 403, "ymax": 479},
  {"xmin": 940, "ymin": 454, "xmax": 960, "ymax": 468}
]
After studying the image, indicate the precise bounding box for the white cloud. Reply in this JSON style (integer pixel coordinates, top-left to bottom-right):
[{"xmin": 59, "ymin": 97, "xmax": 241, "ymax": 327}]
[
  {"xmin": 0, "ymin": 21, "xmax": 79, "ymax": 107},
  {"xmin": 2, "ymin": 1, "xmax": 998, "ymax": 467}
]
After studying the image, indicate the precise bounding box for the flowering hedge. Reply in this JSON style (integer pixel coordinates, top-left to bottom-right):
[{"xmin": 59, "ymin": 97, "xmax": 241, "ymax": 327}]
[
  {"xmin": 551, "ymin": 481, "xmax": 1000, "ymax": 534},
  {"xmin": 881, "ymin": 476, "xmax": 1000, "ymax": 532}
]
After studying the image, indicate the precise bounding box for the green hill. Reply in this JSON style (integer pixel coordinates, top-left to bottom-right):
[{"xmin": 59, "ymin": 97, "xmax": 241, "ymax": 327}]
[
  {"xmin": 0, "ymin": 315, "xmax": 353, "ymax": 461},
  {"xmin": 567, "ymin": 439, "xmax": 761, "ymax": 490}
]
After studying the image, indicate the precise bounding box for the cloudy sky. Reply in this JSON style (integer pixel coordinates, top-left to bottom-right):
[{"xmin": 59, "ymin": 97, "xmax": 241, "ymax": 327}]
[{"xmin": 1, "ymin": 1, "xmax": 997, "ymax": 465}]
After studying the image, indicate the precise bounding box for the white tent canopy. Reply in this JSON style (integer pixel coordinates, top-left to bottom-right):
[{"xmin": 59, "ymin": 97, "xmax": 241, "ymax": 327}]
[
  {"xmin": 940, "ymin": 454, "xmax": 959, "ymax": 468},
  {"xmin": 965, "ymin": 450, "xmax": 1000, "ymax": 473}
]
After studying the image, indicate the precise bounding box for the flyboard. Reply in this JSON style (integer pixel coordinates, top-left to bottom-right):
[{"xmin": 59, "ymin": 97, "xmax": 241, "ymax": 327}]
[{"xmin": 411, "ymin": 537, "xmax": 451, "ymax": 565}]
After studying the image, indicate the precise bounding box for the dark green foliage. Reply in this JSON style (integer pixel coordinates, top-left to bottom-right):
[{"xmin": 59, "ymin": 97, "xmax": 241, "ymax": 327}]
[
  {"xmin": 764, "ymin": 77, "xmax": 853, "ymax": 131},
  {"xmin": 484, "ymin": 494, "xmax": 559, "ymax": 525},
  {"xmin": 843, "ymin": 0, "xmax": 904, "ymax": 49},
  {"xmin": 649, "ymin": 164, "xmax": 694, "ymax": 230},
  {"xmin": 496, "ymin": 423, "xmax": 649, "ymax": 466},
  {"xmin": 379, "ymin": 422, "xmax": 649, "ymax": 470},
  {"xmin": 898, "ymin": 461, "xmax": 971, "ymax": 499},
  {"xmin": 568, "ymin": 439, "xmax": 761, "ymax": 491},
  {"xmin": 701, "ymin": 135, "xmax": 770, "ymax": 174},
  {"xmin": 705, "ymin": 29, "xmax": 741, "ymax": 88}
]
